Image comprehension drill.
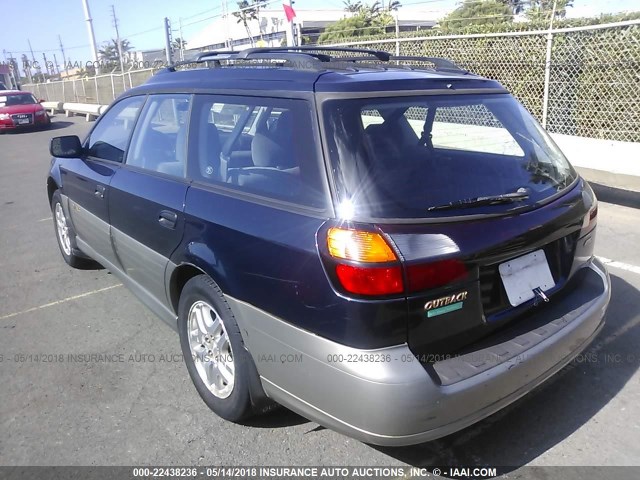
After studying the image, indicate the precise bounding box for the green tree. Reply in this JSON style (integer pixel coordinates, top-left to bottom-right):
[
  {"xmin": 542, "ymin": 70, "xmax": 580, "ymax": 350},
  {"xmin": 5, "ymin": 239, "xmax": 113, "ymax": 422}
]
[
  {"xmin": 500, "ymin": 0, "xmax": 526, "ymax": 15},
  {"xmin": 98, "ymin": 39, "xmax": 133, "ymax": 69},
  {"xmin": 320, "ymin": 3, "xmax": 393, "ymax": 43},
  {"xmin": 526, "ymin": 0, "xmax": 574, "ymax": 22},
  {"xmin": 386, "ymin": 1, "xmax": 402, "ymax": 12},
  {"xmin": 172, "ymin": 37, "xmax": 187, "ymax": 51},
  {"xmin": 343, "ymin": 0, "xmax": 362, "ymax": 12},
  {"xmin": 441, "ymin": 0, "xmax": 513, "ymax": 29},
  {"xmin": 233, "ymin": 0, "xmax": 267, "ymax": 47}
]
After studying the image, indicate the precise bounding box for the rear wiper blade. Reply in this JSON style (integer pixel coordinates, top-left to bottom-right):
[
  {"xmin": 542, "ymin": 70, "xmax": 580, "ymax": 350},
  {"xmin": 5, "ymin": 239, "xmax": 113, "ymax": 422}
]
[{"xmin": 427, "ymin": 192, "xmax": 530, "ymax": 211}]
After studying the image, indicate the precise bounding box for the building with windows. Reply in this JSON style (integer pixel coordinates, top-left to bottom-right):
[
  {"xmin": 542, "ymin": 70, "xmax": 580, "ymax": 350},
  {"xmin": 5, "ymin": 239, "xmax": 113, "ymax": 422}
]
[{"xmin": 186, "ymin": 8, "xmax": 436, "ymax": 52}]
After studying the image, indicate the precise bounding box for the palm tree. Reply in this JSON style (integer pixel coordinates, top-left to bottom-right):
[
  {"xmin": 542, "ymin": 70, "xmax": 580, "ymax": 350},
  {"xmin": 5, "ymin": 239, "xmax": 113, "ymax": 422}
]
[
  {"xmin": 232, "ymin": 0, "xmax": 266, "ymax": 47},
  {"xmin": 387, "ymin": 0, "xmax": 402, "ymax": 11},
  {"xmin": 172, "ymin": 38, "xmax": 187, "ymax": 51},
  {"xmin": 98, "ymin": 39, "xmax": 133, "ymax": 69},
  {"xmin": 343, "ymin": 0, "xmax": 362, "ymax": 12}
]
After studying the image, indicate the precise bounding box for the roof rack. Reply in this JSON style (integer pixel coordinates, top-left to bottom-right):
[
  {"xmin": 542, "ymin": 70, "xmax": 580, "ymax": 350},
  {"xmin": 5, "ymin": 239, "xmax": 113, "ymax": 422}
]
[
  {"xmin": 161, "ymin": 47, "xmax": 463, "ymax": 74},
  {"xmin": 390, "ymin": 56, "xmax": 466, "ymax": 73}
]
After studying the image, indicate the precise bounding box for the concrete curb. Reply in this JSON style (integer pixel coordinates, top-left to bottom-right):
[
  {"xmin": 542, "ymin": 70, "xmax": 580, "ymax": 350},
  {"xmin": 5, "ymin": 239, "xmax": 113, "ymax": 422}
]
[{"xmin": 577, "ymin": 167, "xmax": 640, "ymax": 194}]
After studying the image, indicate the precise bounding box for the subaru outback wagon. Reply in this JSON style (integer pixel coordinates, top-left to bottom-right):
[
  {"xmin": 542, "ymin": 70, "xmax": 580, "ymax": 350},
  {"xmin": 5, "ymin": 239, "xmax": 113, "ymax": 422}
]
[{"xmin": 47, "ymin": 47, "xmax": 610, "ymax": 446}]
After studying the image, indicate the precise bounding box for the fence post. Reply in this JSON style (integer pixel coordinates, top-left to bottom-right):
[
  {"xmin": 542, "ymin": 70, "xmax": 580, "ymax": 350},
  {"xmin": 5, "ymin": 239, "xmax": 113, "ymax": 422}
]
[
  {"xmin": 128, "ymin": 71, "xmax": 133, "ymax": 90},
  {"xmin": 110, "ymin": 74, "xmax": 116, "ymax": 101},
  {"xmin": 95, "ymin": 76, "xmax": 100, "ymax": 104},
  {"xmin": 541, "ymin": 2, "xmax": 558, "ymax": 128},
  {"xmin": 395, "ymin": 13, "xmax": 400, "ymax": 56}
]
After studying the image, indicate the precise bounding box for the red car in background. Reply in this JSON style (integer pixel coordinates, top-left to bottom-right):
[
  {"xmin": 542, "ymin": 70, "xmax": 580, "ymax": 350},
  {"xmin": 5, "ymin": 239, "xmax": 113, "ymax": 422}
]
[{"xmin": 0, "ymin": 91, "xmax": 51, "ymax": 132}]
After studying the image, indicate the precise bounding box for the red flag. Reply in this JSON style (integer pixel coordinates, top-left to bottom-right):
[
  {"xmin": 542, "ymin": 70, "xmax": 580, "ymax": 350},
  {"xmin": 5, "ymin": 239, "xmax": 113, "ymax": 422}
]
[{"xmin": 283, "ymin": 3, "xmax": 296, "ymax": 22}]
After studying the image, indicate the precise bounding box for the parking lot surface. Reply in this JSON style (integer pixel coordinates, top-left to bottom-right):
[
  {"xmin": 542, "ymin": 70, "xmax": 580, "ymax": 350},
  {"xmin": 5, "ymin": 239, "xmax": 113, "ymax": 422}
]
[{"xmin": 0, "ymin": 117, "xmax": 639, "ymax": 470}]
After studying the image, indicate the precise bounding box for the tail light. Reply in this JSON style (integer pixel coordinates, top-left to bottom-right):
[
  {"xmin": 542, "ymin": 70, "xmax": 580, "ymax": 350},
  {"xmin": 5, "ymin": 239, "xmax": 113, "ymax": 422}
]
[
  {"xmin": 326, "ymin": 227, "xmax": 403, "ymax": 296},
  {"xmin": 406, "ymin": 259, "xmax": 468, "ymax": 292},
  {"xmin": 324, "ymin": 227, "xmax": 469, "ymax": 297},
  {"xmin": 581, "ymin": 202, "xmax": 598, "ymax": 234}
]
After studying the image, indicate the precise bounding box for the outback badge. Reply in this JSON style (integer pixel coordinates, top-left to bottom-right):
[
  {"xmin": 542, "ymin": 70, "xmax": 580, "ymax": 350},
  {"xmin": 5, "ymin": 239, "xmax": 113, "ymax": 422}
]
[{"xmin": 424, "ymin": 291, "xmax": 468, "ymax": 318}]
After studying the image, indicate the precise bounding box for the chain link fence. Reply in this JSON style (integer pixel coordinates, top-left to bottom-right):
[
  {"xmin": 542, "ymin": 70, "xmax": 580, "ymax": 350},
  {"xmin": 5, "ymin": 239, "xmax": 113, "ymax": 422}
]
[
  {"xmin": 23, "ymin": 68, "xmax": 156, "ymax": 105},
  {"xmin": 326, "ymin": 19, "xmax": 640, "ymax": 143},
  {"xmin": 21, "ymin": 20, "xmax": 639, "ymax": 143}
]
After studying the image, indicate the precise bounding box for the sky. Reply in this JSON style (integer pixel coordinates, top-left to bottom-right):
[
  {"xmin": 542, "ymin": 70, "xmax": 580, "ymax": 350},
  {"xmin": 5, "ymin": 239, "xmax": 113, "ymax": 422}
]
[{"xmin": 1, "ymin": 0, "xmax": 638, "ymax": 69}]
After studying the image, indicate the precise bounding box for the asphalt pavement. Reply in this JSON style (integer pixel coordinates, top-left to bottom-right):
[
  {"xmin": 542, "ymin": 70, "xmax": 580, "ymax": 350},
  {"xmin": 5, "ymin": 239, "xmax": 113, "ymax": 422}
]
[{"xmin": 0, "ymin": 116, "xmax": 639, "ymax": 471}]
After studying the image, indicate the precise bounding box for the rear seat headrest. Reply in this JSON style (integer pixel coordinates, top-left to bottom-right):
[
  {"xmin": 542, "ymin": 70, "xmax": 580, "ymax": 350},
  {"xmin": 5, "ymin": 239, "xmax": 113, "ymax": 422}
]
[{"xmin": 251, "ymin": 132, "xmax": 292, "ymax": 168}]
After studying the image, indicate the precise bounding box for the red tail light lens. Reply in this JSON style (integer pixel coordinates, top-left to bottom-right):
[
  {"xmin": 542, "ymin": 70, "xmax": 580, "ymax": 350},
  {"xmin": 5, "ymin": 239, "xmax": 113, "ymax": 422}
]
[
  {"xmin": 335, "ymin": 264, "xmax": 404, "ymax": 296},
  {"xmin": 406, "ymin": 258, "xmax": 468, "ymax": 293}
]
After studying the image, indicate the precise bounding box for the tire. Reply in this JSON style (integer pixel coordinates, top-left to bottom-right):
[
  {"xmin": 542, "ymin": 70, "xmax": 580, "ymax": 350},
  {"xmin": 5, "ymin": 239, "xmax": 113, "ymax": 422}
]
[
  {"xmin": 178, "ymin": 275, "xmax": 259, "ymax": 422},
  {"xmin": 51, "ymin": 190, "xmax": 94, "ymax": 268}
]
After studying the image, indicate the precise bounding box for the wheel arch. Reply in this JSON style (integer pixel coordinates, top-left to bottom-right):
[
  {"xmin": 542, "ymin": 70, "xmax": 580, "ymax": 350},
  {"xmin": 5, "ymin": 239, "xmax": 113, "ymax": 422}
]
[
  {"xmin": 47, "ymin": 176, "xmax": 59, "ymax": 206},
  {"xmin": 168, "ymin": 261, "xmax": 232, "ymax": 316}
]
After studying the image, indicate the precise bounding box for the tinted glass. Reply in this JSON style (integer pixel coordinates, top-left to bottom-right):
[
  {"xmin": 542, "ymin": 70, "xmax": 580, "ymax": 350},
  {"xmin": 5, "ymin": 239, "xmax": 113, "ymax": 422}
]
[
  {"xmin": 87, "ymin": 96, "xmax": 145, "ymax": 162},
  {"xmin": 189, "ymin": 95, "xmax": 326, "ymax": 209},
  {"xmin": 0, "ymin": 94, "xmax": 37, "ymax": 106},
  {"xmin": 323, "ymin": 94, "xmax": 576, "ymax": 219},
  {"xmin": 126, "ymin": 94, "xmax": 191, "ymax": 177}
]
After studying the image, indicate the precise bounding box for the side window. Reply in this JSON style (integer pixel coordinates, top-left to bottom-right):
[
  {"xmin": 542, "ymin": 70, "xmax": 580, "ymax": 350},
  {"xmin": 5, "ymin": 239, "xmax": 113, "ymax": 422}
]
[
  {"xmin": 431, "ymin": 104, "xmax": 524, "ymax": 156},
  {"xmin": 188, "ymin": 95, "xmax": 326, "ymax": 209},
  {"xmin": 87, "ymin": 96, "xmax": 145, "ymax": 162},
  {"xmin": 126, "ymin": 94, "xmax": 191, "ymax": 178}
]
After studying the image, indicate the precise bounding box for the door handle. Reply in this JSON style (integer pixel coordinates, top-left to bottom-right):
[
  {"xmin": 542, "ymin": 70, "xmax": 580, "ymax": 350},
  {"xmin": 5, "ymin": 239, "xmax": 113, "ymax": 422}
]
[
  {"xmin": 94, "ymin": 185, "xmax": 105, "ymax": 198},
  {"xmin": 158, "ymin": 210, "xmax": 178, "ymax": 230}
]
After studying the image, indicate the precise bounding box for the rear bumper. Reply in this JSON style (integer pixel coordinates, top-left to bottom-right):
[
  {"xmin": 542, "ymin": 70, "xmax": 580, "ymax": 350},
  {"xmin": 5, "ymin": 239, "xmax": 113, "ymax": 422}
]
[{"xmin": 228, "ymin": 257, "xmax": 610, "ymax": 446}]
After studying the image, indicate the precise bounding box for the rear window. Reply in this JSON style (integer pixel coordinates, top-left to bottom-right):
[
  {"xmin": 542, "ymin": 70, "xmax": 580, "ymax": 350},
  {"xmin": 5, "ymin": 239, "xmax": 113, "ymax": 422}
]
[{"xmin": 323, "ymin": 94, "xmax": 576, "ymax": 219}]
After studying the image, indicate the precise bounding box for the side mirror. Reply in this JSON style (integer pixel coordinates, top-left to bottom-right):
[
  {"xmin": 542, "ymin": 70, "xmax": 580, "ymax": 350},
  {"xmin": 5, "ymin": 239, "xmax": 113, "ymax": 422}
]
[
  {"xmin": 39, "ymin": 99, "xmax": 45, "ymax": 103},
  {"xmin": 50, "ymin": 136, "xmax": 84, "ymax": 158}
]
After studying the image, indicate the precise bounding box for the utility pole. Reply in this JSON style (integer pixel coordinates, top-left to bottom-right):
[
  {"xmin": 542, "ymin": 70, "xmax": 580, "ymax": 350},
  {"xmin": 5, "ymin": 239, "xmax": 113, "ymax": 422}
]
[
  {"xmin": 53, "ymin": 54, "xmax": 61, "ymax": 76},
  {"xmin": 222, "ymin": 0, "xmax": 232, "ymax": 50},
  {"xmin": 179, "ymin": 18, "xmax": 185, "ymax": 61},
  {"xmin": 27, "ymin": 39, "xmax": 43, "ymax": 83},
  {"xmin": 111, "ymin": 5, "xmax": 125, "ymax": 72},
  {"xmin": 42, "ymin": 53, "xmax": 50, "ymax": 79},
  {"xmin": 164, "ymin": 17, "xmax": 173, "ymax": 65},
  {"xmin": 81, "ymin": 0, "xmax": 100, "ymax": 74},
  {"xmin": 59, "ymin": 35, "xmax": 68, "ymax": 78}
]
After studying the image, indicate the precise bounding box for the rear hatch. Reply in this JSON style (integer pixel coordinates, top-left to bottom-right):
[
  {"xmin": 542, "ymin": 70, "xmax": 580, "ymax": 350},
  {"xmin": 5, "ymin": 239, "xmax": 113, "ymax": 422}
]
[{"xmin": 320, "ymin": 90, "xmax": 598, "ymax": 355}]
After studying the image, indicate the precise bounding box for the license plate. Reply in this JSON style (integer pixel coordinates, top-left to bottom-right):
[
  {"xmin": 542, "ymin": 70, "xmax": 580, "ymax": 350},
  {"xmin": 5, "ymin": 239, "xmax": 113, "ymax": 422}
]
[
  {"xmin": 498, "ymin": 250, "xmax": 555, "ymax": 307},
  {"xmin": 16, "ymin": 118, "xmax": 30, "ymax": 125}
]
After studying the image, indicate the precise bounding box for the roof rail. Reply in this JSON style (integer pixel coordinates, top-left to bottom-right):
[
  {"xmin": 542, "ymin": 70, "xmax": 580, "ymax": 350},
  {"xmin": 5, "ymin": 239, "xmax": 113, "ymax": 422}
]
[
  {"xmin": 390, "ymin": 56, "xmax": 467, "ymax": 73},
  {"xmin": 160, "ymin": 48, "xmax": 465, "ymax": 75},
  {"xmin": 236, "ymin": 46, "xmax": 391, "ymax": 62}
]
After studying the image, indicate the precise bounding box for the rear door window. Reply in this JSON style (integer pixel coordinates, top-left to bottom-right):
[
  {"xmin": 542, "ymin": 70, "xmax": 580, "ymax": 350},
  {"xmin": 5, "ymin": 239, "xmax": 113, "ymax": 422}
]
[
  {"xmin": 126, "ymin": 94, "xmax": 191, "ymax": 177},
  {"xmin": 188, "ymin": 95, "xmax": 327, "ymax": 209}
]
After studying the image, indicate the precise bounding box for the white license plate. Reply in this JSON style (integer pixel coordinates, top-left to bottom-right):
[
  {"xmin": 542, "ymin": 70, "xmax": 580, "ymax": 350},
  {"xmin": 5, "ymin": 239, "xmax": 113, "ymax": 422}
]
[
  {"xmin": 498, "ymin": 250, "xmax": 555, "ymax": 307},
  {"xmin": 16, "ymin": 118, "xmax": 30, "ymax": 125}
]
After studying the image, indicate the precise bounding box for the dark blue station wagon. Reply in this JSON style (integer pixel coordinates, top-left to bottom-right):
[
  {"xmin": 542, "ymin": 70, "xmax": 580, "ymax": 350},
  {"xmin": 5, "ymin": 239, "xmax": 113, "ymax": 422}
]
[{"xmin": 47, "ymin": 47, "xmax": 610, "ymax": 446}]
